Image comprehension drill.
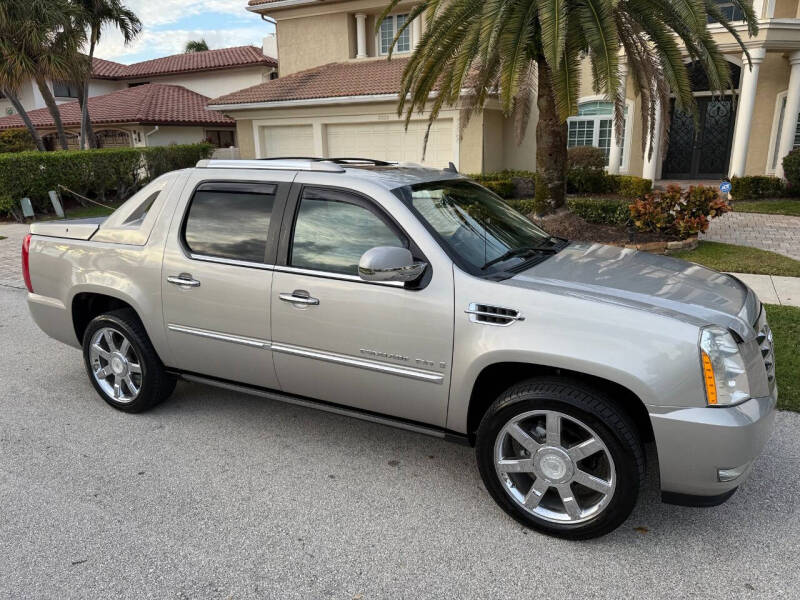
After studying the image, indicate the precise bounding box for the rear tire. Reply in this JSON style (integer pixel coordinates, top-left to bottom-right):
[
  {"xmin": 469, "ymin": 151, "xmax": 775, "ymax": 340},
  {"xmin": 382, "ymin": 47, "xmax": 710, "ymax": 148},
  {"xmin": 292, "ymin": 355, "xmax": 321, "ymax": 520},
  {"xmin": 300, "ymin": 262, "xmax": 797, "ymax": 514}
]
[
  {"xmin": 475, "ymin": 377, "xmax": 645, "ymax": 540},
  {"xmin": 82, "ymin": 309, "xmax": 176, "ymax": 413}
]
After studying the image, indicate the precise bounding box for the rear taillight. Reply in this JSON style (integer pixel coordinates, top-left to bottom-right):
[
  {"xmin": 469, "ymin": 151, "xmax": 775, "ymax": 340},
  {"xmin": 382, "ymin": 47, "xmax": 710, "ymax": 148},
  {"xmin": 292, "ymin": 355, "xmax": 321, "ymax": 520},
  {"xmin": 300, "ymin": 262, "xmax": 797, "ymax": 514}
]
[{"xmin": 21, "ymin": 233, "xmax": 33, "ymax": 293}]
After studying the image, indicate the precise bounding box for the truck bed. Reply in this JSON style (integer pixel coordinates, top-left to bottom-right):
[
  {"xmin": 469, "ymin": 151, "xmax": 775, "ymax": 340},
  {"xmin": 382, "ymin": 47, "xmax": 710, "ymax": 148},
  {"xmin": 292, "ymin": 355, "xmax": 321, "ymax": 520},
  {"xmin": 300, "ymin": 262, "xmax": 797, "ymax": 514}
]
[{"xmin": 29, "ymin": 217, "xmax": 107, "ymax": 241}]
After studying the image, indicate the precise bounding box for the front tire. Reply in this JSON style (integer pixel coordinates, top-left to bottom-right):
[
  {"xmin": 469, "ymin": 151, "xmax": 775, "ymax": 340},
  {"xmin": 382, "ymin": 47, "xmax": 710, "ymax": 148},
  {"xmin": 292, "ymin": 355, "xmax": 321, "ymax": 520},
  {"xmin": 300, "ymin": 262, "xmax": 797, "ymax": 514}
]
[
  {"xmin": 82, "ymin": 309, "xmax": 176, "ymax": 413},
  {"xmin": 476, "ymin": 377, "xmax": 645, "ymax": 540}
]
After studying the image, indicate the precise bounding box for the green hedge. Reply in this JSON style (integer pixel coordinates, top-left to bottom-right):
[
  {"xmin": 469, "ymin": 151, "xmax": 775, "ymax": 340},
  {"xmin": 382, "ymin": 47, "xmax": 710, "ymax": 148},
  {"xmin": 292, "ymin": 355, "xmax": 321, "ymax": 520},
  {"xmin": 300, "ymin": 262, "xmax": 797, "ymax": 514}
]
[
  {"xmin": 0, "ymin": 143, "xmax": 213, "ymax": 215},
  {"xmin": 783, "ymin": 148, "xmax": 800, "ymax": 194},
  {"xmin": 730, "ymin": 176, "xmax": 785, "ymax": 200},
  {"xmin": 609, "ymin": 175, "xmax": 652, "ymax": 198},
  {"xmin": 0, "ymin": 129, "xmax": 36, "ymax": 153},
  {"xmin": 505, "ymin": 199, "xmax": 538, "ymax": 215},
  {"xmin": 469, "ymin": 170, "xmax": 537, "ymax": 199},
  {"xmin": 567, "ymin": 197, "xmax": 630, "ymax": 225}
]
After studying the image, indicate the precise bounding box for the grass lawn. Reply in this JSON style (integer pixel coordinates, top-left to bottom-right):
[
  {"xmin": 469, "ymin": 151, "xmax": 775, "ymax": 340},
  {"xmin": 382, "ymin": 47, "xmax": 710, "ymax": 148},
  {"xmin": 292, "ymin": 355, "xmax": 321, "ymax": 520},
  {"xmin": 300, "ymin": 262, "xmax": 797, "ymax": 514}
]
[
  {"xmin": 765, "ymin": 304, "xmax": 800, "ymax": 412},
  {"xmin": 672, "ymin": 241, "xmax": 800, "ymax": 277},
  {"xmin": 36, "ymin": 203, "xmax": 118, "ymax": 221},
  {"xmin": 733, "ymin": 199, "xmax": 800, "ymax": 217}
]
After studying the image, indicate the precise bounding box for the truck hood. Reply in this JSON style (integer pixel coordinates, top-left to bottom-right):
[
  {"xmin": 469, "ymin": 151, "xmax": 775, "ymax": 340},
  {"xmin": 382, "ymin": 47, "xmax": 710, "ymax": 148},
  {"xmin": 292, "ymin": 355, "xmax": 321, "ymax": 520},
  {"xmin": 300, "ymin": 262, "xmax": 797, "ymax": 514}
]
[{"xmin": 506, "ymin": 242, "xmax": 759, "ymax": 340}]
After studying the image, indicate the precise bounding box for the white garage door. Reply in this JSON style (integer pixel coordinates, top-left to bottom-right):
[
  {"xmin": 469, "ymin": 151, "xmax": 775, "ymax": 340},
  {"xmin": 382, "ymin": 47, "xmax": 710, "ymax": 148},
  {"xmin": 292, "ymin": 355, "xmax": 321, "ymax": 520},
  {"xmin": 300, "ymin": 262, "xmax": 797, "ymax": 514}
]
[
  {"xmin": 325, "ymin": 119, "xmax": 454, "ymax": 167},
  {"xmin": 261, "ymin": 124, "xmax": 314, "ymax": 157}
]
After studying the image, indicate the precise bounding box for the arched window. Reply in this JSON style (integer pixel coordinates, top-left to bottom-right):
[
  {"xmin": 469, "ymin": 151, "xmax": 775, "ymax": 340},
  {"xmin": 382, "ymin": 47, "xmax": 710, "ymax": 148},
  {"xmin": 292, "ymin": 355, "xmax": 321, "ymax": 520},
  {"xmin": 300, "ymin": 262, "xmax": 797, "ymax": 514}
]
[{"xmin": 566, "ymin": 101, "xmax": 628, "ymax": 169}]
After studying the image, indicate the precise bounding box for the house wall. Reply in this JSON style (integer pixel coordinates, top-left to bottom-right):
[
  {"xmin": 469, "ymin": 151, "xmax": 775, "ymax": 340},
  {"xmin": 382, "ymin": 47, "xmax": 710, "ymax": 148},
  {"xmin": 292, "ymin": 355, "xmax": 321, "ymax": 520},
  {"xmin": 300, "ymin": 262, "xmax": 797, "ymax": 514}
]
[
  {"xmin": 502, "ymin": 111, "xmax": 538, "ymax": 172},
  {"xmin": 746, "ymin": 52, "xmax": 790, "ymax": 175},
  {"xmin": 236, "ymin": 119, "xmax": 256, "ymax": 158},
  {"xmin": 124, "ymin": 67, "xmax": 273, "ymax": 99},
  {"xmin": 277, "ymin": 13, "xmax": 353, "ymax": 75}
]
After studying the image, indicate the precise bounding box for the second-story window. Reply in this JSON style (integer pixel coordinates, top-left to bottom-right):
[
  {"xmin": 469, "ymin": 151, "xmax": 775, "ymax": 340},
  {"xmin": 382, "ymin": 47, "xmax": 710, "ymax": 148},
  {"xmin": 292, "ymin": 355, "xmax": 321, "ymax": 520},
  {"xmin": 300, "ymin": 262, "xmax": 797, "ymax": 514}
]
[
  {"xmin": 379, "ymin": 14, "xmax": 410, "ymax": 55},
  {"xmin": 53, "ymin": 81, "xmax": 80, "ymax": 98}
]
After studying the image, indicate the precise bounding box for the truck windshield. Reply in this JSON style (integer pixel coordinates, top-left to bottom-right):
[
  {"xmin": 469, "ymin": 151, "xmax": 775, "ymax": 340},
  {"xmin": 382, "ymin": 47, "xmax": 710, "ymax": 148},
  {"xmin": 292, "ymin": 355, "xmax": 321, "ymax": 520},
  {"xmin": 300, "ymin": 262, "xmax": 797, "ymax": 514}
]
[{"xmin": 395, "ymin": 179, "xmax": 556, "ymax": 275}]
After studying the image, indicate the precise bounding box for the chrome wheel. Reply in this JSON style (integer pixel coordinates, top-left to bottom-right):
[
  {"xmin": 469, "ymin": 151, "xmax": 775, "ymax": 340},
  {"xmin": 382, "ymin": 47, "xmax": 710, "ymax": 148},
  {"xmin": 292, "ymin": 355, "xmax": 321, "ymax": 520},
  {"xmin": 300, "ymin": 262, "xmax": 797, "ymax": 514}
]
[
  {"xmin": 493, "ymin": 410, "xmax": 616, "ymax": 524},
  {"xmin": 89, "ymin": 327, "xmax": 142, "ymax": 404}
]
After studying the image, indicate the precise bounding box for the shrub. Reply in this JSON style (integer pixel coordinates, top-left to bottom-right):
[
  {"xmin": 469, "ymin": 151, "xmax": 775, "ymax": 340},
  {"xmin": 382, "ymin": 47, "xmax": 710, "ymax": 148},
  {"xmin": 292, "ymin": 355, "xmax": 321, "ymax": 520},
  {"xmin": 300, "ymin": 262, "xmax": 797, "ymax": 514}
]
[
  {"xmin": 505, "ymin": 199, "xmax": 537, "ymax": 215},
  {"xmin": 480, "ymin": 179, "xmax": 515, "ymax": 198},
  {"xmin": 0, "ymin": 129, "xmax": 36, "ymax": 153},
  {"xmin": 566, "ymin": 147, "xmax": 610, "ymax": 194},
  {"xmin": 782, "ymin": 148, "xmax": 800, "ymax": 194},
  {"xmin": 609, "ymin": 175, "xmax": 652, "ymax": 199},
  {"xmin": 567, "ymin": 146, "xmax": 607, "ymax": 170},
  {"xmin": 469, "ymin": 170, "xmax": 536, "ymax": 199},
  {"xmin": 567, "ymin": 197, "xmax": 630, "ymax": 225},
  {"xmin": 730, "ymin": 176, "xmax": 785, "ymax": 200},
  {"xmin": 0, "ymin": 143, "xmax": 213, "ymax": 216},
  {"xmin": 629, "ymin": 184, "xmax": 730, "ymax": 239}
]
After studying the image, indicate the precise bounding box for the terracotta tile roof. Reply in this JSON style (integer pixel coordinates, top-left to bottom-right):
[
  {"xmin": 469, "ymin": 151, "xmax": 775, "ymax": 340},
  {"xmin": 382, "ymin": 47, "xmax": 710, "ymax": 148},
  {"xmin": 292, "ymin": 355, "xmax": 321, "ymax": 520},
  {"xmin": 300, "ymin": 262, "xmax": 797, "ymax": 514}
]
[
  {"xmin": 209, "ymin": 58, "xmax": 411, "ymax": 106},
  {"xmin": 91, "ymin": 46, "xmax": 277, "ymax": 80},
  {"xmin": 0, "ymin": 84, "xmax": 234, "ymax": 130}
]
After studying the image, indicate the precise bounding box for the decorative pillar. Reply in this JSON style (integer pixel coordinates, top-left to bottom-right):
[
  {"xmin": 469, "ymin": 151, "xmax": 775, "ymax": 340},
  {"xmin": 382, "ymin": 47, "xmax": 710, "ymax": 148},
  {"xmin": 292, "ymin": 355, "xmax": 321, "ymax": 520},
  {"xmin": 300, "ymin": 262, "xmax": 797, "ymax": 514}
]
[
  {"xmin": 355, "ymin": 13, "xmax": 367, "ymax": 59},
  {"xmin": 775, "ymin": 50, "xmax": 800, "ymax": 178},
  {"xmin": 642, "ymin": 98, "xmax": 662, "ymax": 182},
  {"xmin": 412, "ymin": 14, "xmax": 422, "ymax": 48},
  {"xmin": 607, "ymin": 61, "xmax": 628, "ymax": 175},
  {"xmin": 729, "ymin": 47, "xmax": 766, "ymax": 177}
]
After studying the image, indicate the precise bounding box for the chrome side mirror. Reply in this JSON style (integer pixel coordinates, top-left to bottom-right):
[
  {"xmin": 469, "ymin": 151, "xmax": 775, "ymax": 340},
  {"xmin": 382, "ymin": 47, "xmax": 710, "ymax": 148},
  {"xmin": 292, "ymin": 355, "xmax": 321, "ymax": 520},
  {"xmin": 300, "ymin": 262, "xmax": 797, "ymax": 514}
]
[{"xmin": 358, "ymin": 246, "xmax": 427, "ymax": 283}]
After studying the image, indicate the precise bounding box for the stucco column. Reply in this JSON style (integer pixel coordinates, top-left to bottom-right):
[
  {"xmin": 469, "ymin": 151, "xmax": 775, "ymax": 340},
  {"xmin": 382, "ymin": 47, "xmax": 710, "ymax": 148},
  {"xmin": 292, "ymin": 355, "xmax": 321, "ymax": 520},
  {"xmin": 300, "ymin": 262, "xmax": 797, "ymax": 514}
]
[
  {"xmin": 355, "ymin": 13, "xmax": 367, "ymax": 59},
  {"xmin": 642, "ymin": 98, "xmax": 662, "ymax": 182},
  {"xmin": 729, "ymin": 47, "xmax": 766, "ymax": 177},
  {"xmin": 412, "ymin": 14, "xmax": 422, "ymax": 48},
  {"xmin": 607, "ymin": 61, "xmax": 628, "ymax": 175},
  {"xmin": 775, "ymin": 50, "xmax": 800, "ymax": 178}
]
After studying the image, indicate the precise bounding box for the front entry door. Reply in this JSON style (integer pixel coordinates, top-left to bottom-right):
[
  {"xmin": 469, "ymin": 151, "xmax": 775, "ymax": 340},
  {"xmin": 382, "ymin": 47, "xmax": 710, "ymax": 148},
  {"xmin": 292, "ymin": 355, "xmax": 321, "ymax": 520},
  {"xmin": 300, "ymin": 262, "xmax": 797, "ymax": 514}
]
[
  {"xmin": 270, "ymin": 185, "xmax": 454, "ymax": 427},
  {"xmin": 662, "ymin": 97, "xmax": 736, "ymax": 179}
]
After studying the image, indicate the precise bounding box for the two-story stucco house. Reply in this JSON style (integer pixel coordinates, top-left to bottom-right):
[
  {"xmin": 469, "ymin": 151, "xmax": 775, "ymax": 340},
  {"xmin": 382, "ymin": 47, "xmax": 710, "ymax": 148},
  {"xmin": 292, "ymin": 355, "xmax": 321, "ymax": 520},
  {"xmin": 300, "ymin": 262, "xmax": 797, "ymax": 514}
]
[
  {"xmin": 210, "ymin": 0, "xmax": 800, "ymax": 182},
  {"xmin": 0, "ymin": 43, "xmax": 278, "ymax": 150}
]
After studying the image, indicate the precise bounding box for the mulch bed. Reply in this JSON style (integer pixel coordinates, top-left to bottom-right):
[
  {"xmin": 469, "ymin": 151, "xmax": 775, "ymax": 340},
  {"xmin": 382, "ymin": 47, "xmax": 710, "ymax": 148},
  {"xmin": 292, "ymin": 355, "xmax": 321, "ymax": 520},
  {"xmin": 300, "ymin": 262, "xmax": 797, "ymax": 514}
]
[{"xmin": 532, "ymin": 211, "xmax": 678, "ymax": 245}]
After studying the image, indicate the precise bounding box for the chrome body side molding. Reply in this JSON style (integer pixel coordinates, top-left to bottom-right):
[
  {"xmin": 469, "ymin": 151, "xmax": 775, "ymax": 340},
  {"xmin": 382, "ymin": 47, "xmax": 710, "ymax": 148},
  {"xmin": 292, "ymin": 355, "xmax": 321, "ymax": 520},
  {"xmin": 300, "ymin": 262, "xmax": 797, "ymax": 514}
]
[
  {"xmin": 270, "ymin": 342, "xmax": 444, "ymax": 384},
  {"xmin": 167, "ymin": 324, "xmax": 271, "ymax": 349}
]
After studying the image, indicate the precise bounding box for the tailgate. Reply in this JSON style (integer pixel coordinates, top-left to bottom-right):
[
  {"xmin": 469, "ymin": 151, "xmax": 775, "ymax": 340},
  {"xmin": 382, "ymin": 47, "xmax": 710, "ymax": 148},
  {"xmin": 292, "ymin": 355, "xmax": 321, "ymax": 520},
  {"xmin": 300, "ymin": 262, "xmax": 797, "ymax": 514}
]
[{"xmin": 29, "ymin": 217, "xmax": 106, "ymax": 240}]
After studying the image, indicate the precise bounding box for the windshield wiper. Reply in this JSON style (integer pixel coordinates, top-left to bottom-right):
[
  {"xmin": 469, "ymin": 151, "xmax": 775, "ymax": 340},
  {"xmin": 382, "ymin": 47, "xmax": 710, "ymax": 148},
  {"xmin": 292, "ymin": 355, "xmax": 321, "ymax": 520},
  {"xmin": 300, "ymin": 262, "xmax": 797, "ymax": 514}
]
[{"xmin": 480, "ymin": 244, "xmax": 556, "ymax": 270}]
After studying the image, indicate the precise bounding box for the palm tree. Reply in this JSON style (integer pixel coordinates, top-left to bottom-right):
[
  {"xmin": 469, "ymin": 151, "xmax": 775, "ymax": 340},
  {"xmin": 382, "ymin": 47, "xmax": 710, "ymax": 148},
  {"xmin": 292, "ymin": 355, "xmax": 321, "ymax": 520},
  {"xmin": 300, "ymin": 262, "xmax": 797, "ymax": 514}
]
[
  {"xmin": 185, "ymin": 39, "xmax": 209, "ymax": 53},
  {"xmin": 74, "ymin": 0, "xmax": 141, "ymax": 149},
  {"xmin": 380, "ymin": 0, "xmax": 758, "ymax": 210},
  {"xmin": 0, "ymin": 0, "xmax": 84, "ymax": 151}
]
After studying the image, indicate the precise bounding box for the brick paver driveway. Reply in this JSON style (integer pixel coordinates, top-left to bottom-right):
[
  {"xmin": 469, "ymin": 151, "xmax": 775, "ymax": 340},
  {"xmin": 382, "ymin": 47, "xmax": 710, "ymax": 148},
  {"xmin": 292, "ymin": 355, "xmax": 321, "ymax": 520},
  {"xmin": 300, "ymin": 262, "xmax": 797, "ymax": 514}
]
[
  {"xmin": 701, "ymin": 212, "xmax": 800, "ymax": 260},
  {"xmin": 0, "ymin": 223, "xmax": 28, "ymax": 289}
]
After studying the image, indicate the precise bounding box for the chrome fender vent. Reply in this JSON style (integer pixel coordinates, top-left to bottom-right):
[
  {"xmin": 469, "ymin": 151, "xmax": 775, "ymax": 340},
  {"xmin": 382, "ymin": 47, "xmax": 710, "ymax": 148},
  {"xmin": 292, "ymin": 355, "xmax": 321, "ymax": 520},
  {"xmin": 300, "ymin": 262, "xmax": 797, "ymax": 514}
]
[
  {"xmin": 756, "ymin": 322, "xmax": 775, "ymax": 385},
  {"xmin": 465, "ymin": 303, "xmax": 525, "ymax": 326}
]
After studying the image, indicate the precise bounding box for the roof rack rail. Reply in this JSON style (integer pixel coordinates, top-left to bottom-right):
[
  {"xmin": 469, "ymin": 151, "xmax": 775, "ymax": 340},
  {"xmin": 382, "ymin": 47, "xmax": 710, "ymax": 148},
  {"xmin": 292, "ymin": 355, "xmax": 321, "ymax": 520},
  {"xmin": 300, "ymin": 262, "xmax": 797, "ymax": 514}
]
[
  {"xmin": 195, "ymin": 158, "xmax": 345, "ymax": 173},
  {"xmin": 266, "ymin": 156, "xmax": 396, "ymax": 167}
]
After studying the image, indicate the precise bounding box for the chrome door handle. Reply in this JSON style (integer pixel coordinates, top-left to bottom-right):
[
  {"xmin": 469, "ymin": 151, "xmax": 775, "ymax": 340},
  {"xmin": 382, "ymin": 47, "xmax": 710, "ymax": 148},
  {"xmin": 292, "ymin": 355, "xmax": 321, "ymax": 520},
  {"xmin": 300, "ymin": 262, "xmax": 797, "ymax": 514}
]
[
  {"xmin": 167, "ymin": 274, "xmax": 201, "ymax": 288},
  {"xmin": 279, "ymin": 290, "xmax": 319, "ymax": 306}
]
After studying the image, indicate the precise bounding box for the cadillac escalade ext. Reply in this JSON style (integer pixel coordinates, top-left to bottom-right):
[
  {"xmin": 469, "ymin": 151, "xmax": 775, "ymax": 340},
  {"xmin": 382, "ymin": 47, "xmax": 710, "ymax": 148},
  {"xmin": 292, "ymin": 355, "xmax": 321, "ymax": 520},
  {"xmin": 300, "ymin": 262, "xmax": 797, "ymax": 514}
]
[{"xmin": 22, "ymin": 158, "xmax": 777, "ymax": 539}]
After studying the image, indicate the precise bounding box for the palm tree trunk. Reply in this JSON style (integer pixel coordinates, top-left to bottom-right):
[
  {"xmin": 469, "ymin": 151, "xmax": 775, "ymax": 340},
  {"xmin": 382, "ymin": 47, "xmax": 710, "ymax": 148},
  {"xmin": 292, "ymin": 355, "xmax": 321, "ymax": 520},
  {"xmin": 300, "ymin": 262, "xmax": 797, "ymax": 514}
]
[
  {"xmin": 34, "ymin": 77, "xmax": 69, "ymax": 150},
  {"xmin": 80, "ymin": 35, "xmax": 97, "ymax": 150},
  {"xmin": 2, "ymin": 88, "xmax": 46, "ymax": 151},
  {"xmin": 535, "ymin": 61, "xmax": 567, "ymax": 210}
]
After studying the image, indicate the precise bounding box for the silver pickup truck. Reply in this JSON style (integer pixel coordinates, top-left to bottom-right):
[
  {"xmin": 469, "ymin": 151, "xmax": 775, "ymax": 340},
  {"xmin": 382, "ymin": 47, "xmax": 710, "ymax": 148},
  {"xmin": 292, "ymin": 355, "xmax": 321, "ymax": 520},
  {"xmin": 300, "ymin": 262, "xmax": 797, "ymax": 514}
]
[{"xmin": 23, "ymin": 158, "xmax": 776, "ymax": 539}]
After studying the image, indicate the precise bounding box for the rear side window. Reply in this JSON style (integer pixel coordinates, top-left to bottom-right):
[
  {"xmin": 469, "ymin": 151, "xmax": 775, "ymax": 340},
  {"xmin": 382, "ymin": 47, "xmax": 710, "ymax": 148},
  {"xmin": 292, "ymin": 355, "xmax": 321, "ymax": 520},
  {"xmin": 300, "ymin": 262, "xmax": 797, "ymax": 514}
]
[
  {"xmin": 290, "ymin": 188, "xmax": 404, "ymax": 275},
  {"xmin": 183, "ymin": 182, "xmax": 276, "ymax": 263}
]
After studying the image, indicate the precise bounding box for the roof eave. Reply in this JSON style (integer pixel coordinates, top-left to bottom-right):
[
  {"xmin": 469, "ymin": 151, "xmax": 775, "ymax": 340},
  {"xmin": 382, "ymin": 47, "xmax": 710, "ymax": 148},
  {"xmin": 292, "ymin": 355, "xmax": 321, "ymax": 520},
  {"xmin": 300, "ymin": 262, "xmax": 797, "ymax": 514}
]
[
  {"xmin": 208, "ymin": 93, "xmax": 401, "ymax": 111},
  {"xmin": 246, "ymin": 0, "xmax": 324, "ymax": 13}
]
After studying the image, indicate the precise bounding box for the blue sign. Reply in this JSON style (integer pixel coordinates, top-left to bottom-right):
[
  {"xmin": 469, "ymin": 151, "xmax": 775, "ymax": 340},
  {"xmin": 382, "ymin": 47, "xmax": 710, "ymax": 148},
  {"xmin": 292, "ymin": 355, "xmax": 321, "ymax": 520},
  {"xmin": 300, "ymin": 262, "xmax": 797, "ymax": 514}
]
[{"xmin": 719, "ymin": 181, "xmax": 732, "ymax": 194}]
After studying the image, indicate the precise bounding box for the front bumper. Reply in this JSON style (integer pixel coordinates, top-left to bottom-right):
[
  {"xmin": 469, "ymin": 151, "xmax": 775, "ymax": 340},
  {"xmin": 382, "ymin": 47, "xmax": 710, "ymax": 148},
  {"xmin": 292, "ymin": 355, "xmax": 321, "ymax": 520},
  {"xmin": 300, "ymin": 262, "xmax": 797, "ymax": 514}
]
[{"xmin": 650, "ymin": 389, "xmax": 777, "ymax": 503}]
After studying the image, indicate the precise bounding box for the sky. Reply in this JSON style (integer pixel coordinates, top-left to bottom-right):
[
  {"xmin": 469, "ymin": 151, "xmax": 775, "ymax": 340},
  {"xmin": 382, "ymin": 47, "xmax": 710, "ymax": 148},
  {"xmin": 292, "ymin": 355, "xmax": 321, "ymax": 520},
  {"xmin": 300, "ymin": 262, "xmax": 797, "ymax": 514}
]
[{"xmin": 94, "ymin": 0, "xmax": 275, "ymax": 64}]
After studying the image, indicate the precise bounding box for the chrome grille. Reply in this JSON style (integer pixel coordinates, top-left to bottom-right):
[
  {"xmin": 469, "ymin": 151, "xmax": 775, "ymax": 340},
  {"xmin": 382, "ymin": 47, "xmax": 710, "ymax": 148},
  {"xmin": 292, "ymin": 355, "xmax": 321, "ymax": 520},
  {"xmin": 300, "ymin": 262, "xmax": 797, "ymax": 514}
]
[
  {"xmin": 465, "ymin": 303, "xmax": 525, "ymax": 326},
  {"xmin": 756, "ymin": 317, "xmax": 776, "ymax": 386}
]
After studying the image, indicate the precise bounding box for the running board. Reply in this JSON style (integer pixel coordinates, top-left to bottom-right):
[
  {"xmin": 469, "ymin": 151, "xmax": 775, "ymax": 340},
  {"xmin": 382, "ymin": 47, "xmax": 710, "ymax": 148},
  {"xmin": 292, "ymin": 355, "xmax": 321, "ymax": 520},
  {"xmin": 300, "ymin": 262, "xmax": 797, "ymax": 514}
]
[{"xmin": 179, "ymin": 373, "xmax": 468, "ymax": 444}]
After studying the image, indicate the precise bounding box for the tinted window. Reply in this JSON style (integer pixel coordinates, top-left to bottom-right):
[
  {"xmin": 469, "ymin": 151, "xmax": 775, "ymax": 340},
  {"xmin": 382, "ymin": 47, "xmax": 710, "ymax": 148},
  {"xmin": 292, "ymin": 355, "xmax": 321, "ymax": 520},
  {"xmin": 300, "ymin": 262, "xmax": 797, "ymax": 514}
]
[
  {"xmin": 290, "ymin": 191, "xmax": 403, "ymax": 275},
  {"xmin": 184, "ymin": 187, "xmax": 275, "ymax": 263}
]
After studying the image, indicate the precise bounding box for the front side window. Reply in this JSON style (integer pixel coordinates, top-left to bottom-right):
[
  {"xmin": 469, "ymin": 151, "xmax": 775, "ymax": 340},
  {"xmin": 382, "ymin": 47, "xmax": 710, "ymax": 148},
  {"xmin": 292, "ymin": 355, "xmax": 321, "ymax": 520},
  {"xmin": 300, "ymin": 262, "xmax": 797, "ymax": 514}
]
[
  {"xmin": 395, "ymin": 180, "xmax": 553, "ymax": 275},
  {"xmin": 183, "ymin": 184, "xmax": 276, "ymax": 263},
  {"xmin": 379, "ymin": 14, "xmax": 411, "ymax": 55},
  {"xmin": 53, "ymin": 81, "xmax": 80, "ymax": 98},
  {"xmin": 567, "ymin": 101, "xmax": 627, "ymax": 168},
  {"xmin": 290, "ymin": 189, "xmax": 404, "ymax": 275}
]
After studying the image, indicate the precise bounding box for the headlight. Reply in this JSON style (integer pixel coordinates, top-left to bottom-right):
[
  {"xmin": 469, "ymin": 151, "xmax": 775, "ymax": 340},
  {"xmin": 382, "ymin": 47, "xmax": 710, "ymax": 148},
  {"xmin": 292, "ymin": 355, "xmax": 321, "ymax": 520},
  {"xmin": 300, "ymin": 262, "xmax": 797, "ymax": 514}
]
[{"xmin": 699, "ymin": 326, "xmax": 750, "ymax": 406}]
